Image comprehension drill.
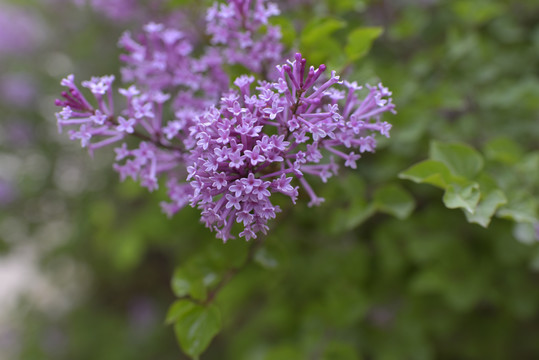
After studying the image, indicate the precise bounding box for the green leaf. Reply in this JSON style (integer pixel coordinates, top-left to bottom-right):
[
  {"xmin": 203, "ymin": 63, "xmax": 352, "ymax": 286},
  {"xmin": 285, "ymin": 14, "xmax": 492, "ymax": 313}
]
[
  {"xmin": 345, "ymin": 27, "xmax": 383, "ymax": 61},
  {"xmin": 344, "ymin": 203, "xmax": 376, "ymax": 230},
  {"xmin": 497, "ymin": 195, "xmax": 538, "ymax": 223},
  {"xmin": 465, "ymin": 189, "xmax": 507, "ymax": 227},
  {"xmin": 269, "ymin": 16, "xmax": 296, "ymax": 48},
  {"xmin": 429, "ymin": 141, "xmax": 484, "ymax": 179},
  {"xmin": 483, "ymin": 137, "xmax": 524, "ymax": 164},
  {"xmin": 329, "ymin": 0, "xmax": 367, "ymax": 12},
  {"xmin": 301, "ymin": 18, "xmax": 346, "ymax": 46},
  {"xmin": 443, "ymin": 183, "xmax": 481, "ymax": 214},
  {"xmin": 171, "ymin": 268, "xmax": 207, "ymax": 301},
  {"xmin": 373, "ymin": 184, "xmax": 415, "ymax": 219},
  {"xmin": 300, "ymin": 18, "xmax": 346, "ymax": 64},
  {"xmin": 452, "ymin": 0, "xmax": 505, "ymax": 25},
  {"xmin": 516, "ymin": 152, "xmax": 539, "ymax": 185},
  {"xmin": 166, "ymin": 299, "xmax": 197, "ymax": 325},
  {"xmin": 513, "ymin": 222, "xmax": 538, "ymax": 245},
  {"xmin": 398, "ymin": 160, "xmax": 453, "ymax": 189},
  {"xmin": 174, "ymin": 303, "xmax": 221, "ymax": 359}
]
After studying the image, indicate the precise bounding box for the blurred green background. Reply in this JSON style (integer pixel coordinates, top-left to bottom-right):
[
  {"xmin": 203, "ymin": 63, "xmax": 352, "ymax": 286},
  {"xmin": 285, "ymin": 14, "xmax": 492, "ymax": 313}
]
[{"xmin": 1, "ymin": 0, "xmax": 539, "ymax": 359}]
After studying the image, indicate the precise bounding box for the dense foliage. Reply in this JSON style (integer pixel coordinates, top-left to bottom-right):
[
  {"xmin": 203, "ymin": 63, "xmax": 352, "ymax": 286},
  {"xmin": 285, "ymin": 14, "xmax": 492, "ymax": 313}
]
[{"xmin": 2, "ymin": 0, "xmax": 539, "ymax": 359}]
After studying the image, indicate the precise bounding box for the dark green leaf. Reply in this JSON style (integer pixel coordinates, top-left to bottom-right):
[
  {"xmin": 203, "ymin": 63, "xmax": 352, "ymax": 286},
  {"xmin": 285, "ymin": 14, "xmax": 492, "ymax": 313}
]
[
  {"xmin": 344, "ymin": 203, "xmax": 376, "ymax": 230},
  {"xmin": 171, "ymin": 268, "xmax": 207, "ymax": 301},
  {"xmin": 207, "ymin": 238, "xmax": 249, "ymax": 269},
  {"xmin": 373, "ymin": 183, "xmax": 415, "ymax": 219},
  {"xmin": 174, "ymin": 304, "xmax": 221, "ymax": 359}
]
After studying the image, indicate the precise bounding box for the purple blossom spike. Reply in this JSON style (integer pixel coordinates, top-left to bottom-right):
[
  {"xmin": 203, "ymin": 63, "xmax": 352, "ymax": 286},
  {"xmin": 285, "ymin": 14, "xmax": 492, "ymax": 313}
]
[
  {"xmin": 55, "ymin": 74, "xmax": 187, "ymax": 193},
  {"xmin": 185, "ymin": 52, "xmax": 395, "ymax": 241},
  {"xmin": 54, "ymin": 0, "xmax": 395, "ymax": 242}
]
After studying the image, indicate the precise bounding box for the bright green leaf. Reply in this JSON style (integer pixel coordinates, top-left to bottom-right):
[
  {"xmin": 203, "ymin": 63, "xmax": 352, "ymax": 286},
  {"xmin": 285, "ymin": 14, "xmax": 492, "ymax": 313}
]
[
  {"xmin": 465, "ymin": 189, "xmax": 507, "ymax": 227},
  {"xmin": 497, "ymin": 195, "xmax": 538, "ymax": 223},
  {"xmin": 311, "ymin": 41, "xmax": 343, "ymax": 66},
  {"xmin": 269, "ymin": 16, "xmax": 296, "ymax": 48},
  {"xmin": 429, "ymin": 141, "xmax": 484, "ymax": 179},
  {"xmin": 166, "ymin": 299, "xmax": 197, "ymax": 325},
  {"xmin": 373, "ymin": 184, "xmax": 415, "ymax": 219},
  {"xmin": 443, "ymin": 183, "xmax": 481, "ymax": 214},
  {"xmin": 398, "ymin": 160, "xmax": 453, "ymax": 189},
  {"xmin": 345, "ymin": 27, "xmax": 383, "ymax": 61},
  {"xmin": 174, "ymin": 304, "xmax": 221, "ymax": 359},
  {"xmin": 301, "ymin": 18, "xmax": 346, "ymax": 46},
  {"xmin": 300, "ymin": 18, "xmax": 346, "ymax": 64}
]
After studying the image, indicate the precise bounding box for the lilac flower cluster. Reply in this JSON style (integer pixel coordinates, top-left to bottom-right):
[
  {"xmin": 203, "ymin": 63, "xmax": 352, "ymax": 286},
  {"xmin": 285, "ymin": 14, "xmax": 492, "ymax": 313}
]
[
  {"xmin": 54, "ymin": 0, "xmax": 395, "ymax": 241},
  {"xmin": 206, "ymin": 0, "xmax": 283, "ymax": 73},
  {"xmin": 183, "ymin": 53, "xmax": 394, "ymax": 240},
  {"xmin": 55, "ymin": 74, "xmax": 189, "ymax": 195},
  {"xmin": 118, "ymin": 21, "xmax": 229, "ymax": 111}
]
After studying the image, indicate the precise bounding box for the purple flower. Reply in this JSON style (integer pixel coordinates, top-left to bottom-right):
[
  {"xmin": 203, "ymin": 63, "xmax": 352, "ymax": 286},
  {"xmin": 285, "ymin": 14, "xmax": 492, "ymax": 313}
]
[
  {"xmin": 54, "ymin": 1, "xmax": 395, "ymax": 242},
  {"xmin": 55, "ymin": 74, "xmax": 185, "ymax": 193},
  {"xmin": 206, "ymin": 0, "xmax": 283, "ymax": 73},
  {"xmin": 185, "ymin": 53, "xmax": 395, "ymax": 241},
  {"xmin": 116, "ymin": 116, "xmax": 136, "ymax": 133}
]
